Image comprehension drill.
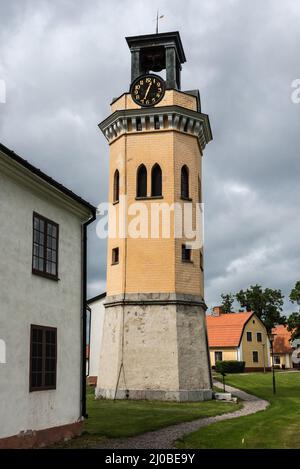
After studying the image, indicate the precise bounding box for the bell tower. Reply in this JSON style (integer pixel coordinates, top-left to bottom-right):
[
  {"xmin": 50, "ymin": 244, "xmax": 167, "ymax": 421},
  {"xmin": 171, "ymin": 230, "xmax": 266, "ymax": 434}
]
[{"xmin": 96, "ymin": 31, "xmax": 213, "ymax": 401}]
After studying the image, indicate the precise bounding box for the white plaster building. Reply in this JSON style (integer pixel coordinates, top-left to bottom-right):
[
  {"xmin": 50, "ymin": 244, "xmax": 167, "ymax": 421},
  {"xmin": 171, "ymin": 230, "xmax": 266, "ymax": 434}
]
[
  {"xmin": 87, "ymin": 293, "xmax": 106, "ymax": 386},
  {"xmin": 0, "ymin": 143, "xmax": 95, "ymax": 448}
]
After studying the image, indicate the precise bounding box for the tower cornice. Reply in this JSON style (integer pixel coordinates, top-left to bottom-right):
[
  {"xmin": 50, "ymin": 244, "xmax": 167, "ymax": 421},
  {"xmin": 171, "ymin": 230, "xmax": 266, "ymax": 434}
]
[{"xmin": 98, "ymin": 105, "xmax": 212, "ymax": 151}]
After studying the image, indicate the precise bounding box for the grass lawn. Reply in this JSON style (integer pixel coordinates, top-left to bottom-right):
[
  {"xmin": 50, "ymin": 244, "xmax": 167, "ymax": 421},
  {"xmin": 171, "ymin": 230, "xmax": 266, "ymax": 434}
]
[
  {"xmin": 56, "ymin": 386, "xmax": 241, "ymax": 448},
  {"xmin": 176, "ymin": 371, "xmax": 300, "ymax": 449}
]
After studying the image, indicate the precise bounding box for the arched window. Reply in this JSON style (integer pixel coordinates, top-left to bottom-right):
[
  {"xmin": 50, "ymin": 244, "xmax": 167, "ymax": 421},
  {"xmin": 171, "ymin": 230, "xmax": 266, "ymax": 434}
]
[
  {"xmin": 181, "ymin": 165, "xmax": 189, "ymax": 199},
  {"xmin": 113, "ymin": 169, "xmax": 119, "ymax": 203},
  {"xmin": 151, "ymin": 164, "xmax": 162, "ymax": 197},
  {"xmin": 137, "ymin": 164, "xmax": 147, "ymax": 198}
]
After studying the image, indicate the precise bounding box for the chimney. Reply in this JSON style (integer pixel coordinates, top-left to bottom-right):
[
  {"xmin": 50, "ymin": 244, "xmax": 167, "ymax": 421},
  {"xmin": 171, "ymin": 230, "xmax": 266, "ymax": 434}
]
[{"xmin": 212, "ymin": 306, "xmax": 224, "ymax": 316}]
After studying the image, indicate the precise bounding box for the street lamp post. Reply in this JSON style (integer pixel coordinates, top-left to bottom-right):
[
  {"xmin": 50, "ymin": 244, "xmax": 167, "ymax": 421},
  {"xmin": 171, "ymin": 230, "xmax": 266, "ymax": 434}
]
[{"xmin": 268, "ymin": 332, "xmax": 276, "ymax": 395}]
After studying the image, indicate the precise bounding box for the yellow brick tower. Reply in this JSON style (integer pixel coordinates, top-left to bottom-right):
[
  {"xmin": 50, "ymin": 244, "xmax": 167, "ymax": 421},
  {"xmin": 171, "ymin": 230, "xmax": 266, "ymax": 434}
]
[{"xmin": 96, "ymin": 32, "xmax": 213, "ymax": 401}]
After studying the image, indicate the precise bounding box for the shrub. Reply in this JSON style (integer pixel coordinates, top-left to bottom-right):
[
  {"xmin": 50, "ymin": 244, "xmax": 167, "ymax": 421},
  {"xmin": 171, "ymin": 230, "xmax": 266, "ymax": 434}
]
[{"xmin": 215, "ymin": 360, "xmax": 245, "ymax": 374}]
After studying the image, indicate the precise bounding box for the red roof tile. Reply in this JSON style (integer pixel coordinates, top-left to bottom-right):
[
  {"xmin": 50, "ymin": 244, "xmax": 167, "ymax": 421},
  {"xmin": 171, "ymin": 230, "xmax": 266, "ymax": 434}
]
[
  {"xmin": 272, "ymin": 325, "xmax": 293, "ymax": 354},
  {"xmin": 206, "ymin": 312, "xmax": 253, "ymax": 347}
]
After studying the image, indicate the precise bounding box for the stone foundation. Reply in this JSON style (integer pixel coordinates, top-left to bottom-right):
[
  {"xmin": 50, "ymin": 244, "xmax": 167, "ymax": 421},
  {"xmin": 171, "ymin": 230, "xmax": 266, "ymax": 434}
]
[
  {"xmin": 96, "ymin": 292, "xmax": 212, "ymax": 402},
  {"xmin": 96, "ymin": 388, "xmax": 212, "ymax": 402},
  {"xmin": 0, "ymin": 421, "xmax": 83, "ymax": 449}
]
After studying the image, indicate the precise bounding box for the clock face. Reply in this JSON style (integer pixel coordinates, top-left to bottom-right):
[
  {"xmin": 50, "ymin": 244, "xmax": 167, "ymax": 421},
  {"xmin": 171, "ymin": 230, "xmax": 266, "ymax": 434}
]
[{"xmin": 130, "ymin": 74, "xmax": 165, "ymax": 107}]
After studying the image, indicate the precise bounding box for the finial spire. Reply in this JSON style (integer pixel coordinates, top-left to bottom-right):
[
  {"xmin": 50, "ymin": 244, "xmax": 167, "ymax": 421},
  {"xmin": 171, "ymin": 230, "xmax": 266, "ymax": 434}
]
[{"xmin": 155, "ymin": 9, "xmax": 164, "ymax": 34}]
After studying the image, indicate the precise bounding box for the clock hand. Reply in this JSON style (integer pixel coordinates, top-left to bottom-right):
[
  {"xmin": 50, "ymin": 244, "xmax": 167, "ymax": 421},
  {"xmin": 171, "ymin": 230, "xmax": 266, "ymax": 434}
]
[{"xmin": 144, "ymin": 82, "xmax": 152, "ymax": 100}]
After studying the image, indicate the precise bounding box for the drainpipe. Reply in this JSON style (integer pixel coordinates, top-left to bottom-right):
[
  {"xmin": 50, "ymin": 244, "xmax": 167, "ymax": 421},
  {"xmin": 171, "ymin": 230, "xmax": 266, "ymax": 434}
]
[{"xmin": 82, "ymin": 211, "xmax": 96, "ymax": 418}]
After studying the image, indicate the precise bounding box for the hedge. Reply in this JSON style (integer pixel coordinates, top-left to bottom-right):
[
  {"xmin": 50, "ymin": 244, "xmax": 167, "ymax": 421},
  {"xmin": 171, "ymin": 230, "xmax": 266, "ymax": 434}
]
[{"xmin": 215, "ymin": 360, "xmax": 245, "ymax": 374}]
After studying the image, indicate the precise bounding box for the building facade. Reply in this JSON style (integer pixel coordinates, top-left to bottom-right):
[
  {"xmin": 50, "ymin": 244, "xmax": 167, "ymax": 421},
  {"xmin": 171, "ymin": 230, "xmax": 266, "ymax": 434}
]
[
  {"xmin": 86, "ymin": 293, "xmax": 106, "ymax": 386},
  {"xmin": 207, "ymin": 308, "xmax": 271, "ymax": 371},
  {"xmin": 272, "ymin": 324, "xmax": 294, "ymax": 369},
  {"xmin": 0, "ymin": 143, "xmax": 95, "ymax": 448},
  {"xmin": 96, "ymin": 32, "xmax": 213, "ymax": 401}
]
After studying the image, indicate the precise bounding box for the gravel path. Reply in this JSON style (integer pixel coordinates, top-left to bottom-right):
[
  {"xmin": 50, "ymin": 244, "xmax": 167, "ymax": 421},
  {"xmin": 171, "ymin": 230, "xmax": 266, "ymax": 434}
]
[{"xmin": 94, "ymin": 383, "xmax": 269, "ymax": 449}]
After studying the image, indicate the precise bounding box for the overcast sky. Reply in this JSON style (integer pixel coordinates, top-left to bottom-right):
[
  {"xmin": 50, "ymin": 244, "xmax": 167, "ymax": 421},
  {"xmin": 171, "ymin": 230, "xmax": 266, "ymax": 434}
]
[{"xmin": 1, "ymin": 0, "xmax": 299, "ymax": 313}]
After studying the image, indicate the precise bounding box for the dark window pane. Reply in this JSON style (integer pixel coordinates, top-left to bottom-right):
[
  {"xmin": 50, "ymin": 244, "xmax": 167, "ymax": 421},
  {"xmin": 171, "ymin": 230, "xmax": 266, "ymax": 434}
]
[
  {"xmin": 182, "ymin": 244, "xmax": 191, "ymax": 262},
  {"xmin": 113, "ymin": 170, "xmax": 120, "ymax": 203},
  {"xmin": 137, "ymin": 165, "xmax": 147, "ymax": 198},
  {"xmin": 45, "ymin": 373, "xmax": 55, "ymax": 386},
  {"xmin": 151, "ymin": 164, "xmax": 162, "ymax": 197},
  {"xmin": 33, "ymin": 256, "xmax": 39, "ymax": 269},
  {"xmin": 181, "ymin": 165, "xmax": 189, "ymax": 199},
  {"xmin": 30, "ymin": 326, "xmax": 57, "ymax": 391}
]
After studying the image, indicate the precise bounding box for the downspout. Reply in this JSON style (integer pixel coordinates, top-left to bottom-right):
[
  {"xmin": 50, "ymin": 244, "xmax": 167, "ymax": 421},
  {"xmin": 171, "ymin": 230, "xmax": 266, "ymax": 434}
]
[{"xmin": 82, "ymin": 211, "xmax": 96, "ymax": 419}]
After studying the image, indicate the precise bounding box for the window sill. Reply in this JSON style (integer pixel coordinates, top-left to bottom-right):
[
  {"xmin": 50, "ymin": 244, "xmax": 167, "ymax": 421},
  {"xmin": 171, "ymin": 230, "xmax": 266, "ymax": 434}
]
[
  {"xmin": 113, "ymin": 200, "xmax": 119, "ymax": 205},
  {"xmin": 111, "ymin": 262, "xmax": 119, "ymax": 266},
  {"xmin": 182, "ymin": 259, "xmax": 193, "ymax": 264},
  {"xmin": 30, "ymin": 386, "xmax": 56, "ymax": 393},
  {"xmin": 32, "ymin": 270, "xmax": 59, "ymax": 281},
  {"xmin": 180, "ymin": 196, "xmax": 192, "ymax": 202},
  {"xmin": 135, "ymin": 196, "xmax": 164, "ymax": 201}
]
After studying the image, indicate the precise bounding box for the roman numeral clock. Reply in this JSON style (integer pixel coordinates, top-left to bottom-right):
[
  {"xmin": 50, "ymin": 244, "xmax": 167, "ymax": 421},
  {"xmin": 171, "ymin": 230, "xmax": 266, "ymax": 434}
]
[{"xmin": 97, "ymin": 32, "xmax": 213, "ymax": 402}]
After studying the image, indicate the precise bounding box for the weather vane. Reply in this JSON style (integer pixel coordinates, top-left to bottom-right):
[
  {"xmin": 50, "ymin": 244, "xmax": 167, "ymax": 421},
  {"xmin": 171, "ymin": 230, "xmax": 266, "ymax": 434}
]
[{"xmin": 154, "ymin": 9, "xmax": 164, "ymax": 34}]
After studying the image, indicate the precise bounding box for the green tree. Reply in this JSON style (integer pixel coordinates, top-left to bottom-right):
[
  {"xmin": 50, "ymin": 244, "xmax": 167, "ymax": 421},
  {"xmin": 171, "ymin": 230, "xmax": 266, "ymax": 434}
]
[
  {"xmin": 220, "ymin": 293, "xmax": 234, "ymax": 313},
  {"xmin": 235, "ymin": 284, "xmax": 286, "ymax": 332},
  {"xmin": 288, "ymin": 282, "xmax": 300, "ymax": 341}
]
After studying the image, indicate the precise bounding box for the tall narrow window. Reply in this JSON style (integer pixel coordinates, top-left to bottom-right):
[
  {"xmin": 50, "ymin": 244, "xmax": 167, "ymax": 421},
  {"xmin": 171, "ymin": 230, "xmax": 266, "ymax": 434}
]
[
  {"xmin": 181, "ymin": 165, "xmax": 189, "ymax": 199},
  {"xmin": 136, "ymin": 164, "xmax": 147, "ymax": 198},
  {"xmin": 198, "ymin": 176, "xmax": 202, "ymax": 203},
  {"xmin": 112, "ymin": 247, "xmax": 119, "ymax": 265},
  {"xmin": 200, "ymin": 251, "xmax": 204, "ymax": 271},
  {"xmin": 32, "ymin": 213, "xmax": 59, "ymax": 279},
  {"xmin": 30, "ymin": 325, "xmax": 57, "ymax": 391},
  {"xmin": 252, "ymin": 351, "xmax": 259, "ymax": 363},
  {"xmin": 151, "ymin": 164, "xmax": 162, "ymax": 197},
  {"xmin": 113, "ymin": 169, "xmax": 119, "ymax": 203},
  {"xmin": 182, "ymin": 244, "xmax": 192, "ymax": 262}
]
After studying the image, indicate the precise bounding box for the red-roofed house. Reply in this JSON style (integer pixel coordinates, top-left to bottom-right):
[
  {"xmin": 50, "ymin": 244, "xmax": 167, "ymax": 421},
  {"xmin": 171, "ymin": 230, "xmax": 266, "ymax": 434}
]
[
  {"xmin": 272, "ymin": 325, "xmax": 294, "ymax": 369},
  {"xmin": 206, "ymin": 307, "xmax": 271, "ymax": 371}
]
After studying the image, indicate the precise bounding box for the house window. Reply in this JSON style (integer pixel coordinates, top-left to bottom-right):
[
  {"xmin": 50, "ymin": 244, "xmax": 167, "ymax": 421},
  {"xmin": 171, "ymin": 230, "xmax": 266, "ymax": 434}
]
[
  {"xmin": 215, "ymin": 351, "xmax": 223, "ymax": 362},
  {"xmin": 112, "ymin": 247, "xmax": 119, "ymax": 265},
  {"xmin": 247, "ymin": 331, "xmax": 252, "ymax": 342},
  {"xmin": 136, "ymin": 164, "xmax": 147, "ymax": 198},
  {"xmin": 181, "ymin": 165, "xmax": 189, "ymax": 199},
  {"xmin": 182, "ymin": 244, "xmax": 191, "ymax": 262},
  {"xmin": 154, "ymin": 115, "xmax": 160, "ymax": 129},
  {"xmin": 274, "ymin": 355, "xmax": 281, "ymax": 365},
  {"xmin": 32, "ymin": 213, "xmax": 58, "ymax": 279},
  {"xmin": 252, "ymin": 351, "xmax": 259, "ymax": 363},
  {"xmin": 257, "ymin": 332, "xmax": 262, "ymax": 342},
  {"xmin": 113, "ymin": 169, "xmax": 120, "ymax": 203},
  {"xmin": 151, "ymin": 164, "xmax": 162, "ymax": 197},
  {"xmin": 30, "ymin": 325, "xmax": 57, "ymax": 391}
]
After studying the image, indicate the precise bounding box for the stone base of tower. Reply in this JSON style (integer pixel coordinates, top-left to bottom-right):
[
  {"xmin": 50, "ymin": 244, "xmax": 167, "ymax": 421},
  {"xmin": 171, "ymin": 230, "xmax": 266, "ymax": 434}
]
[
  {"xmin": 95, "ymin": 293, "xmax": 212, "ymax": 402},
  {"xmin": 96, "ymin": 388, "xmax": 212, "ymax": 402}
]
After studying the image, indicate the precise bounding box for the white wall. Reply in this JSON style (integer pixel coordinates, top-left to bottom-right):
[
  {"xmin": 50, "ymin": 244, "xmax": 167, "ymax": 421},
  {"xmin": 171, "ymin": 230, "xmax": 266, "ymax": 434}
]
[
  {"xmin": 88, "ymin": 297, "xmax": 106, "ymax": 378},
  {"xmin": 0, "ymin": 157, "xmax": 89, "ymax": 440}
]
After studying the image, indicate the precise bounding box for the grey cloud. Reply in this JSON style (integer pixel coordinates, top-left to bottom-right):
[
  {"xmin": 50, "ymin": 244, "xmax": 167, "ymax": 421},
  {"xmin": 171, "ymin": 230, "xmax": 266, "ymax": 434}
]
[{"xmin": 1, "ymin": 0, "xmax": 299, "ymax": 313}]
